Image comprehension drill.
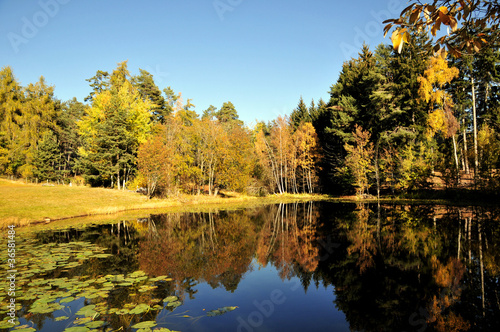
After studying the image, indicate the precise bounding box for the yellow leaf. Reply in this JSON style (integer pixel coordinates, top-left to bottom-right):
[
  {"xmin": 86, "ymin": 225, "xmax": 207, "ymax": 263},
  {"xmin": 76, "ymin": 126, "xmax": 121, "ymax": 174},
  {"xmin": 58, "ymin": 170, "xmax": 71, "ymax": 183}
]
[
  {"xmin": 391, "ymin": 28, "xmax": 408, "ymax": 53},
  {"xmin": 439, "ymin": 6, "xmax": 448, "ymax": 14}
]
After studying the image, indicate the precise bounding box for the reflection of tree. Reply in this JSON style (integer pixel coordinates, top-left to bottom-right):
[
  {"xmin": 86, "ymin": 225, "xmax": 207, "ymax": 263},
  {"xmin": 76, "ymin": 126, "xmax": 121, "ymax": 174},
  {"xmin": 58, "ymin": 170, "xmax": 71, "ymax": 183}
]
[
  {"xmin": 28, "ymin": 202, "xmax": 499, "ymax": 331},
  {"xmin": 256, "ymin": 202, "xmax": 321, "ymax": 280},
  {"xmin": 138, "ymin": 211, "xmax": 257, "ymax": 295},
  {"xmin": 345, "ymin": 204, "xmax": 377, "ymax": 273},
  {"xmin": 427, "ymin": 257, "xmax": 470, "ymax": 331},
  {"xmin": 323, "ymin": 204, "xmax": 500, "ymax": 332}
]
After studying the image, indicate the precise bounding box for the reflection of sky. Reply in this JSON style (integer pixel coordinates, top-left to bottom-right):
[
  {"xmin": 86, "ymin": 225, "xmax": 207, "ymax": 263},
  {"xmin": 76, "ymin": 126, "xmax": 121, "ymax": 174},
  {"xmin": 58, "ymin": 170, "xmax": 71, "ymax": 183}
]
[{"xmin": 165, "ymin": 259, "xmax": 349, "ymax": 332}]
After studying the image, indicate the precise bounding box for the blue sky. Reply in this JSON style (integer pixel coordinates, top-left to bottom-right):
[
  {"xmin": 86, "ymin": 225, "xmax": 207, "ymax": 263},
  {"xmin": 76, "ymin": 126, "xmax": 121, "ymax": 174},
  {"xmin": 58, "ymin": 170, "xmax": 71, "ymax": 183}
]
[{"xmin": 0, "ymin": 0, "xmax": 405, "ymax": 125}]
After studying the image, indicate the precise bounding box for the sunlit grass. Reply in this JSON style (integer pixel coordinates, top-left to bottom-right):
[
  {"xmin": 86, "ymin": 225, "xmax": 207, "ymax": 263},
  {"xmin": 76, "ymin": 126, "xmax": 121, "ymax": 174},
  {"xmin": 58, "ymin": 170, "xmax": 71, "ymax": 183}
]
[{"xmin": 0, "ymin": 179, "xmax": 329, "ymax": 228}]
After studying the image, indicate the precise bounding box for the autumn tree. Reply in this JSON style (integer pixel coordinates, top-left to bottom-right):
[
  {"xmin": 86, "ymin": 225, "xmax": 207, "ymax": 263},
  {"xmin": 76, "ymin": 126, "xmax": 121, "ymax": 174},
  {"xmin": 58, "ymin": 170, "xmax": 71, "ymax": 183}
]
[
  {"xmin": 78, "ymin": 61, "xmax": 152, "ymax": 188},
  {"xmin": 137, "ymin": 128, "xmax": 173, "ymax": 198},
  {"xmin": 294, "ymin": 122, "xmax": 321, "ymax": 193},
  {"xmin": 344, "ymin": 125, "xmax": 375, "ymax": 197},
  {"xmin": 0, "ymin": 66, "xmax": 23, "ymax": 176},
  {"xmin": 384, "ymin": 0, "xmax": 500, "ymax": 55},
  {"xmin": 418, "ymin": 52, "xmax": 460, "ymax": 179},
  {"xmin": 255, "ymin": 115, "xmax": 322, "ymax": 194}
]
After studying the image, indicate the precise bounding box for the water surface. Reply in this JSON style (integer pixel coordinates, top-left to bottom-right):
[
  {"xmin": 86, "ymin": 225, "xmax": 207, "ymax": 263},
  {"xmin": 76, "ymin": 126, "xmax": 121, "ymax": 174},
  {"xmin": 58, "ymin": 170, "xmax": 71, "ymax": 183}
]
[{"xmin": 1, "ymin": 202, "xmax": 499, "ymax": 331}]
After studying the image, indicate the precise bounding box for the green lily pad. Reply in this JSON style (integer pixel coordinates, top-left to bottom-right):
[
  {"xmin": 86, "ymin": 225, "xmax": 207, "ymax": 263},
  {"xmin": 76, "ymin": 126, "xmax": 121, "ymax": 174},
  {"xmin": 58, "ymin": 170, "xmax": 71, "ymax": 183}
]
[
  {"xmin": 163, "ymin": 296, "xmax": 178, "ymax": 303},
  {"xmin": 60, "ymin": 296, "xmax": 75, "ymax": 303},
  {"xmin": 206, "ymin": 306, "xmax": 238, "ymax": 317},
  {"xmin": 55, "ymin": 316, "xmax": 70, "ymax": 321},
  {"xmin": 132, "ymin": 321, "xmax": 157, "ymax": 329},
  {"xmin": 75, "ymin": 305, "xmax": 97, "ymax": 317},
  {"xmin": 85, "ymin": 320, "xmax": 106, "ymax": 328},
  {"xmin": 166, "ymin": 301, "xmax": 181, "ymax": 309},
  {"xmin": 0, "ymin": 319, "xmax": 16, "ymax": 328},
  {"xmin": 63, "ymin": 327, "xmax": 90, "ymax": 332},
  {"xmin": 129, "ymin": 303, "xmax": 150, "ymax": 315},
  {"xmin": 13, "ymin": 327, "xmax": 36, "ymax": 332}
]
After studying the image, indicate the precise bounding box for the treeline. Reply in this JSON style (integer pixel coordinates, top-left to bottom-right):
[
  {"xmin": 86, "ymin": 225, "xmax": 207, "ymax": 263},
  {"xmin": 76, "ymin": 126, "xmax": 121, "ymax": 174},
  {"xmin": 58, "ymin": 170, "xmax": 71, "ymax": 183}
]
[
  {"xmin": 1, "ymin": 30, "xmax": 499, "ymax": 196},
  {"xmin": 310, "ymin": 31, "xmax": 500, "ymax": 195}
]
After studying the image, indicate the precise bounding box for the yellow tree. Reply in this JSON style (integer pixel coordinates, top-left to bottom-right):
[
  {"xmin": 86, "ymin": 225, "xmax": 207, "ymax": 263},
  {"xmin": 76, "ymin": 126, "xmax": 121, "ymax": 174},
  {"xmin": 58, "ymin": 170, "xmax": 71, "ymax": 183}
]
[
  {"xmin": 271, "ymin": 115, "xmax": 294, "ymax": 193},
  {"xmin": 78, "ymin": 71, "xmax": 153, "ymax": 188},
  {"xmin": 18, "ymin": 76, "xmax": 59, "ymax": 180},
  {"xmin": 344, "ymin": 125, "xmax": 375, "ymax": 197},
  {"xmin": 137, "ymin": 125, "xmax": 175, "ymax": 198},
  {"xmin": 418, "ymin": 52, "xmax": 460, "ymax": 177},
  {"xmin": 254, "ymin": 128, "xmax": 281, "ymax": 193},
  {"xmin": 384, "ymin": 1, "xmax": 499, "ymax": 56},
  {"xmin": 294, "ymin": 122, "xmax": 321, "ymax": 193}
]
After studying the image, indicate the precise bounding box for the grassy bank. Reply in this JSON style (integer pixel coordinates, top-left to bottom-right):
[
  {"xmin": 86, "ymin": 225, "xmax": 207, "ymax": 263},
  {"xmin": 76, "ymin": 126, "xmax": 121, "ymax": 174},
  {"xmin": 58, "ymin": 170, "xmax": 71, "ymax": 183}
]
[{"xmin": 0, "ymin": 179, "xmax": 328, "ymax": 228}]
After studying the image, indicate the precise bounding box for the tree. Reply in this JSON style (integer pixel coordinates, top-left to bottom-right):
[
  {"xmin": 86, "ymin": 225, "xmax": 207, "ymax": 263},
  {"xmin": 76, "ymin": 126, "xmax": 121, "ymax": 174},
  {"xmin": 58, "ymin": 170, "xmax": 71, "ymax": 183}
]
[
  {"xmin": 202, "ymin": 105, "xmax": 217, "ymax": 120},
  {"xmin": 33, "ymin": 131, "xmax": 62, "ymax": 182},
  {"xmin": 132, "ymin": 69, "xmax": 169, "ymax": 123},
  {"xmin": 290, "ymin": 96, "xmax": 310, "ymax": 131},
  {"xmin": 137, "ymin": 129, "xmax": 173, "ymax": 198},
  {"xmin": 56, "ymin": 98, "xmax": 86, "ymax": 179},
  {"xmin": 0, "ymin": 66, "xmax": 23, "ymax": 176},
  {"xmin": 294, "ymin": 122, "xmax": 321, "ymax": 193},
  {"xmin": 17, "ymin": 76, "xmax": 59, "ymax": 180},
  {"xmin": 216, "ymin": 101, "xmax": 243, "ymax": 126},
  {"xmin": 84, "ymin": 70, "xmax": 109, "ymax": 102},
  {"xmin": 418, "ymin": 52, "xmax": 460, "ymax": 178},
  {"xmin": 78, "ymin": 62, "xmax": 153, "ymax": 188},
  {"xmin": 344, "ymin": 125, "xmax": 374, "ymax": 197},
  {"xmin": 384, "ymin": 0, "xmax": 500, "ymax": 55}
]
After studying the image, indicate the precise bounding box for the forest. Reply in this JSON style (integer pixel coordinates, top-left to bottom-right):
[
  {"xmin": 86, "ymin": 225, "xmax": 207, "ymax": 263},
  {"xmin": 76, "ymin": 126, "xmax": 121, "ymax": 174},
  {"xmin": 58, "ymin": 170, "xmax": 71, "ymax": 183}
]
[{"xmin": 1, "ymin": 29, "xmax": 499, "ymax": 198}]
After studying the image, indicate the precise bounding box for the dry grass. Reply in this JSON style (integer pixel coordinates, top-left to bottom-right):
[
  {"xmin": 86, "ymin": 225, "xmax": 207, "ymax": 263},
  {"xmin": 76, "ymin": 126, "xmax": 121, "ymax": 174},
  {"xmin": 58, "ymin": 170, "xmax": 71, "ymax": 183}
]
[{"xmin": 0, "ymin": 179, "xmax": 328, "ymax": 229}]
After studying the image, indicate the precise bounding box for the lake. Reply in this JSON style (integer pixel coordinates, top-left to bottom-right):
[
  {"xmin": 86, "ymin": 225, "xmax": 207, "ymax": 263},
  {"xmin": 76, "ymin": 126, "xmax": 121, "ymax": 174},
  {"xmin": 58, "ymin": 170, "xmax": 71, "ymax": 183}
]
[{"xmin": 1, "ymin": 201, "xmax": 499, "ymax": 331}]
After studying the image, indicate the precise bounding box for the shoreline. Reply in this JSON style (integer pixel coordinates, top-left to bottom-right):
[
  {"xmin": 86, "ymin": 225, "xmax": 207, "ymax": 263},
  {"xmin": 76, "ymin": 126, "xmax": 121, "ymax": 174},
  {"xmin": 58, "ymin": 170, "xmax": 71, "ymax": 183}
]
[{"xmin": 2, "ymin": 178, "xmax": 498, "ymax": 229}]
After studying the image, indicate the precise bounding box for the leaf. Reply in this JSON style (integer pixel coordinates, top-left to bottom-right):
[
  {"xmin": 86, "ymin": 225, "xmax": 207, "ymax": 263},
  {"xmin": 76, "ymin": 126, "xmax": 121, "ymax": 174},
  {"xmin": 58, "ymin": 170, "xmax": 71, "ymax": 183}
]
[
  {"xmin": 63, "ymin": 327, "xmax": 90, "ymax": 332},
  {"xmin": 55, "ymin": 316, "xmax": 70, "ymax": 321},
  {"xmin": 131, "ymin": 321, "xmax": 157, "ymax": 329},
  {"xmin": 129, "ymin": 303, "xmax": 151, "ymax": 315},
  {"xmin": 13, "ymin": 328, "xmax": 36, "ymax": 332},
  {"xmin": 163, "ymin": 296, "xmax": 178, "ymax": 303},
  {"xmin": 75, "ymin": 305, "xmax": 97, "ymax": 317},
  {"xmin": 60, "ymin": 296, "xmax": 75, "ymax": 303},
  {"xmin": 409, "ymin": 8, "xmax": 421, "ymax": 24},
  {"xmin": 85, "ymin": 320, "xmax": 106, "ymax": 328},
  {"xmin": 206, "ymin": 306, "xmax": 238, "ymax": 317}
]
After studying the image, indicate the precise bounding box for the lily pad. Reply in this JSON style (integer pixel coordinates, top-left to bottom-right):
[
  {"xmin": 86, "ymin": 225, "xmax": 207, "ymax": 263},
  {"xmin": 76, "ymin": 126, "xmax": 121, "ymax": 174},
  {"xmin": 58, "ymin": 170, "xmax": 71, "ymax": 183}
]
[
  {"xmin": 60, "ymin": 296, "xmax": 75, "ymax": 303},
  {"xmin": 13, "ymin": 327, "xmax": 36, "ymax": 332},
  {"xmin": 85, "ymin": 320, "xmax": 106, "ymax": 328},
  {"xmin": 63, "ymin": 327, "xmax": 90, "ymax": 332},
  {"xmin": 129, "ymin": 303, "xmax": 150, "ymax": 315},
  {"xmin": 163, "ymin": 296, "xmax": 178, "ymax": 303},
  {"xmin": 132, "ymin": 320, "xmax": 157, "ymax": 329},
  {"xmin": 206, "ymin": 306, "xmax": 238, "ymax": 317},
  {"xmin": 75, "ymin": 304, "xmax": 97, "ymax": 317},
  {"xmin": 55, "ymin": 316, "xmax": 70, "ymax": 321}
]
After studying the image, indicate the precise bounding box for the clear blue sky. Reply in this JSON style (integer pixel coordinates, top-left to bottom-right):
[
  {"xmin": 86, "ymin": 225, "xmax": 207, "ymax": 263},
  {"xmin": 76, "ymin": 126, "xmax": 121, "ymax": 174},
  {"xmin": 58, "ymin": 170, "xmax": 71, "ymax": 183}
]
[{"xmin": 1, "ymin": 0, "xmax": 405, "ymax": 125}]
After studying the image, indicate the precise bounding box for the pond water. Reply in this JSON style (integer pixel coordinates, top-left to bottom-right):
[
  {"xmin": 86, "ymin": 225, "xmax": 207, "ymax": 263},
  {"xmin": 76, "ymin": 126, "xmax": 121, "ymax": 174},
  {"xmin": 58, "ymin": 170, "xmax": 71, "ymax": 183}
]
[{"xmin": 1, "ymin": 202, "xmax": 499, "ymax": 332}]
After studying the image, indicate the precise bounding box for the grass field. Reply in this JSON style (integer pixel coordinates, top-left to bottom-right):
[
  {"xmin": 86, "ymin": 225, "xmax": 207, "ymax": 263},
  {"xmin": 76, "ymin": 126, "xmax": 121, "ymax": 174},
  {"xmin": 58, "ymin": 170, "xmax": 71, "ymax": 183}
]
[{"xmin": 0, "ymin": 179, "xmax": 327, "ymax": 228}]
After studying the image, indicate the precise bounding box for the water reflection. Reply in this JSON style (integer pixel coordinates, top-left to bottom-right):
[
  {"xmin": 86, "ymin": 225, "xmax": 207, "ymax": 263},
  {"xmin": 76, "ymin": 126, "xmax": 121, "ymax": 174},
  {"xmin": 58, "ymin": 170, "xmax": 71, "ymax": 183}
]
[{"xmin": 30, "ymin": 202, "xmax": 499, "ymax": 331}]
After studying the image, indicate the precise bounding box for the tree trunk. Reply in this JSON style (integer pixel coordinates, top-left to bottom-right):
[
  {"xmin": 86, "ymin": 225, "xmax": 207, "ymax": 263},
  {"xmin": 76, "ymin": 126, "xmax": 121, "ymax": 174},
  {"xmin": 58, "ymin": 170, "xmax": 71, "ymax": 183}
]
[
  {"xmin": 463, "ymin": 123, "xmax": 469, "ymax": 174},
  {"xmin": 472, "ymin": 76, "xmax": 478, "ymax": 186},
  {"xmin": 452, "ymin": 134, "xmax": 460, "ymax": 184},
  {"xmin": 117, "ymin": 171, "xmax": 121, "ymax": 190},
  {"xmin": 375, "ymin": 141, "xmax": 380, "ymax": 200},
  {"xmin": 457, "ymin": 214, "xmax": 461, "ymax": 259},
  {"xmin": 478, "ymin": 217, "xmax": 485, "ymax": 317}
]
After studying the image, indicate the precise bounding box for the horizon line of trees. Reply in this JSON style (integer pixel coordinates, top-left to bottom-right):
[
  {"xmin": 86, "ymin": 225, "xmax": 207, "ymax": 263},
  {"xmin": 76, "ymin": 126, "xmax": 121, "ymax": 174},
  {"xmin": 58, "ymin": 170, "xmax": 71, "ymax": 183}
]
[{"xmin": 1, "ymin": 30, "xmax": 499, "ymax": 196}]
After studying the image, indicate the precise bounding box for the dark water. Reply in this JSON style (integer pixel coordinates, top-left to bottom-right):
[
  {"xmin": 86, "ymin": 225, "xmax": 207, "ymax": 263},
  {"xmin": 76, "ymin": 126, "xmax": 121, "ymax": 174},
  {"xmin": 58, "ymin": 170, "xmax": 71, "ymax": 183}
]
[{"xmin": 3, "ymin": 202, "xmax": 500, "ymax": 331}]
